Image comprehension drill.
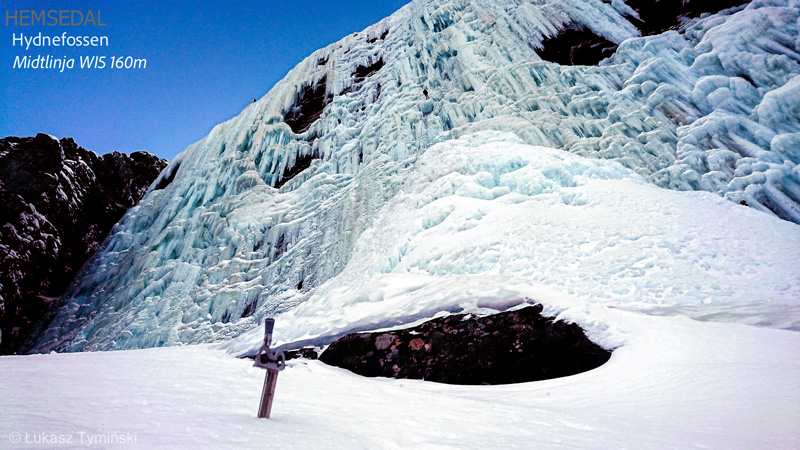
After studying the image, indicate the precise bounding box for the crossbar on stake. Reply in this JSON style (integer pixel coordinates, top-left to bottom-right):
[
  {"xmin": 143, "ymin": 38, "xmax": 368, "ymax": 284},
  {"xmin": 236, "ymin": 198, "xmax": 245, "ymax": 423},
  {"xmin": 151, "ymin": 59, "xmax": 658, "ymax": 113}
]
[{"xmin": 253, "ymin": 318, "xmax": 285, "ymax": 418}]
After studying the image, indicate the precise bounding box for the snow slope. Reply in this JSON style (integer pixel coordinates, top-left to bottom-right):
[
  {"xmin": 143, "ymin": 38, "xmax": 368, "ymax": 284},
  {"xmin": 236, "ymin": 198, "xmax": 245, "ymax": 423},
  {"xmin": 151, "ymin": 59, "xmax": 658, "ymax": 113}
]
[
  {"xmin": 221, "ymin": 132, "xmax": 800, "ymax": 355},
  {"xmin": 23, "ymin": 0, "xmax": 800, "ymax": 354},
  {"xmin": 3, "ymin": 308, "xmax": 799, "ymax": 449}
]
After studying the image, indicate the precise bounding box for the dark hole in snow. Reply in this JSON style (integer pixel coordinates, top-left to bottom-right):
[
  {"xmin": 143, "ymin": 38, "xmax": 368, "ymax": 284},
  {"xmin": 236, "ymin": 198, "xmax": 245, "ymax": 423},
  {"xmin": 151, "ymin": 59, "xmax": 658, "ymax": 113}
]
[
  {"xmin": 738, "ymin": 72, "xmax": 755, "ymax": 86},
  {"xmin": 242, "ymin": 299, "xmax": 257, "ymax": 318},
  {"xmin": 317, "ymin": 56, "xmax": 328, "ymax": 66},
  {"xmin": 297, "ymin": 278, "xmax": 304, "ymax": 290},
  {"xmin": 537, "ymin": 27, "xmax": 618, "ymax": 66},
  {"xmin": 320, "ymin": 304, "xmax": 612, "ymax": 385},
  {"xmin": 153, "ymin": 162, "xmax": 180, "ymax": 190},
  {"xmin": 625, "ymin": 0, "xmax": 749, "ymax": 36},
  {"xmin": 432, "ymin": 15, "xmax": 453, "ymax": 33},
  {"xmin": 275, "ymin": 152, "xmax": 320, "ymax": 189},
  {"xmin": 284, "ymin": 76, "xmax": 332, "ymax": 134}
]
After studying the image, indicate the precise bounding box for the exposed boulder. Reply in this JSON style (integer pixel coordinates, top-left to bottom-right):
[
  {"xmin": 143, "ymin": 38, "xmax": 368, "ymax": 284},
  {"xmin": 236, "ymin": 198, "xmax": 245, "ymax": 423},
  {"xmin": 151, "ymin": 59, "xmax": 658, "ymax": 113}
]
[
  {"xmin": 0, "ymin": 134, "xmax": 168, "ymax": 354},
  {"xmin": 319, "ymin": 305, "xmax": 612, "ymax": 385}
]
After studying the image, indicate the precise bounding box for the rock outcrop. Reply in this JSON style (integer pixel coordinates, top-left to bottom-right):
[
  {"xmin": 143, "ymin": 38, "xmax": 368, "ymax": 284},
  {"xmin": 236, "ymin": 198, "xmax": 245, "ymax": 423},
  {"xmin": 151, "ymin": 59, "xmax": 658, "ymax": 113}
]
[
  {"xmin": 536, "ymin": 0, "xmax": 749, "ymax": 65},
  {"xmin": 319, "ymin": 305, "xmax": 612, "ymax": 385},
  {"xmin": 0, "ymin": 134, "xmax": 167, "ymax": 354}
]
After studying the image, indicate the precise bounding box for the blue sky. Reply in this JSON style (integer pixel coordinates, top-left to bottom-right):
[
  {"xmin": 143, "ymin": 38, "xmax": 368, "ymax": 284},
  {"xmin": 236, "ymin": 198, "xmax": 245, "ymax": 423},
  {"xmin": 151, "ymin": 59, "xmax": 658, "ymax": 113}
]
[{"xmin": 1, "ymin": 1, "xmax": 410, "ymax": 160}]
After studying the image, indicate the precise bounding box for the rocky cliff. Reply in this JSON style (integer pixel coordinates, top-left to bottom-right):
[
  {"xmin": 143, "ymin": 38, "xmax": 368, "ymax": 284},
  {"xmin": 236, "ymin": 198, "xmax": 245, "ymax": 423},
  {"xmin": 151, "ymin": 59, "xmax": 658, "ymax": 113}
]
[
  {"xmin": 0, "ymin": 134, "xmax": 167, "ymax": 354},
  {"xmin": 319, "ymin": 305, "xmax": 612, "ymax": 385}
]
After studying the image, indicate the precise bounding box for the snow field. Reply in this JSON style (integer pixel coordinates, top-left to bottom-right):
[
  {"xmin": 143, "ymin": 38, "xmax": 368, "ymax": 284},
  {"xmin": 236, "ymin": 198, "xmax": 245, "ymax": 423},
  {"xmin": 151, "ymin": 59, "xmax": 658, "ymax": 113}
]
[{"xmin": 3, "ymin": 306, "xmax": 799, "ymax": 449}]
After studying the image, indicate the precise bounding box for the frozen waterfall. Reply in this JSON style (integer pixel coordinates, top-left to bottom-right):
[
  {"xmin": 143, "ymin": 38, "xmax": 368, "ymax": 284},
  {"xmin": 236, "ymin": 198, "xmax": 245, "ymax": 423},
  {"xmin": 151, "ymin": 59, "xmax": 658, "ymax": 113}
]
[{"xmin": 25, "ymin": 0, "xmax": 800, "ymax": 353}]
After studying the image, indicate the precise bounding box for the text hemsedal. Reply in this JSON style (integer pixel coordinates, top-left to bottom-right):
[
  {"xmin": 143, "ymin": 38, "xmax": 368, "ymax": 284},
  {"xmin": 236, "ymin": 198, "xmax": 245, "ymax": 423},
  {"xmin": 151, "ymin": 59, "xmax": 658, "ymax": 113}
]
[{"xmin": 5, "ymin": 10, "xmax": 106, "ymax": 27}]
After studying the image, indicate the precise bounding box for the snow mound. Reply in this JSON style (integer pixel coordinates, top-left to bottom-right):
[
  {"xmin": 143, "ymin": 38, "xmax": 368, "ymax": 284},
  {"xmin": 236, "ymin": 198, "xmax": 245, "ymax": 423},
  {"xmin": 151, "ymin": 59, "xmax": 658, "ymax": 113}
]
[{"xmin": 222, "ymin": 132, "xmax": 800, "ymax": 355}]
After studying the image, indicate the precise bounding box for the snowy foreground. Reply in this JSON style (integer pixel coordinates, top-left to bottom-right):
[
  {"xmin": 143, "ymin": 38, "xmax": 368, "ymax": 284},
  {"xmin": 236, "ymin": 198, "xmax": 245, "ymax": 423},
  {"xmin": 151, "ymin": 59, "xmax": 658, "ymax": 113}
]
[{"xmin": 3, "ymin": 307, "xmax": 799, "ymax": 449}]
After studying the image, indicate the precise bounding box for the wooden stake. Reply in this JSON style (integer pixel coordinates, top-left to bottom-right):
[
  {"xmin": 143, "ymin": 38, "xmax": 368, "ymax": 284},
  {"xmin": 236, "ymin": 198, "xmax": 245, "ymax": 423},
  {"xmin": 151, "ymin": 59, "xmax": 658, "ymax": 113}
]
[{"xmin": 257, "ymin": 369, "xmax": 279, "ymax": 418}]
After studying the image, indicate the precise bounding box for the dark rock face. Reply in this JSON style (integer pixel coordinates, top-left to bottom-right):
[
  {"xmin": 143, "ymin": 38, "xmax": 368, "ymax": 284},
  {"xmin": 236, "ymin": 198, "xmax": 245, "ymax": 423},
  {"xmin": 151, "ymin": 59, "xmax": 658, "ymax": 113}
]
[
  {"xmin": 537, "ymin": 0, "xmax": 749, "ymax": 66},
  {"xmin": 0, "ymin": 134, "xmax": 167, "ymax": 354},
  {"xmin": 538, "ymin": 27, "xmax": 618, "ymax": 66},
  {"xmin": 626, "ymin": 0, "xmax": 749, "ymax": 37},
  {"xmin": 274, "ymin": 152, "xmax": 320, "ymax": 189},
  {"xmin": 352, "ymin": 58, "xmax": 384, "ymax": 84},
  {"xmin": 284, "ymin": 347, "xmax": 320, "ymax": 361},
  {"xmin": 284, "ymin": 76, "xmax": 332, "ymax": 135},
  {"xmin": 319, "ymin": 305, "xmax": 612, "ymax": 385}
]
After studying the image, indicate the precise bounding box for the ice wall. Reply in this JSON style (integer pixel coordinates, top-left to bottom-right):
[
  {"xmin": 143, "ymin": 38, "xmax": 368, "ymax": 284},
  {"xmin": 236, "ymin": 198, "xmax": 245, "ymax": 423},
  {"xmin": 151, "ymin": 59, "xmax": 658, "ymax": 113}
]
[{"xmin": 25, "ymin": 0, "xmax": 800, "ymax": 353}]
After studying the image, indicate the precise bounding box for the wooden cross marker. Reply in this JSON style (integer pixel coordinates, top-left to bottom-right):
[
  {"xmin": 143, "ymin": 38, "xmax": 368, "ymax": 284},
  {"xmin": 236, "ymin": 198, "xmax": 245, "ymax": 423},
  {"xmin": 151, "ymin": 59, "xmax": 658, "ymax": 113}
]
[
  {"xmin": 253, "ymin": 318, "xmax": 285, "ymax": 418},
  {"xmin": 258, "ymin": 369, "xmax": 280, "ymax": 418}
]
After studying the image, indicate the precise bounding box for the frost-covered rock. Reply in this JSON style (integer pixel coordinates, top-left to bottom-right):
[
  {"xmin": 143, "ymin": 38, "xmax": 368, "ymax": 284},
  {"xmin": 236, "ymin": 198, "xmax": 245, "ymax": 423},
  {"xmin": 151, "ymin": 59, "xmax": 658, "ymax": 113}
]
[
  {"xmin": 24, "ymin": 0, "xmax": 800, "ymax": 353},
  {"xmin": 319, "ymin": 304, "xmax": 612, "ymax": 385},
  {"xmin": 535, "ymin": 0, "xmax": 749, "ymax": 65},
  {"xmin": 0, "ymin": 134, "xmax": 167, "ymax": 354}
]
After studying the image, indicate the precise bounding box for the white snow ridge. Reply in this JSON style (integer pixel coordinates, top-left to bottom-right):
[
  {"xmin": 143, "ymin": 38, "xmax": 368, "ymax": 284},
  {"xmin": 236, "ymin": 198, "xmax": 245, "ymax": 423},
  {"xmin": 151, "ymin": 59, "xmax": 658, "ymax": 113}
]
[{"xmin": 5, "ymin": 0, "xmax": 800, "ymax": 448}]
